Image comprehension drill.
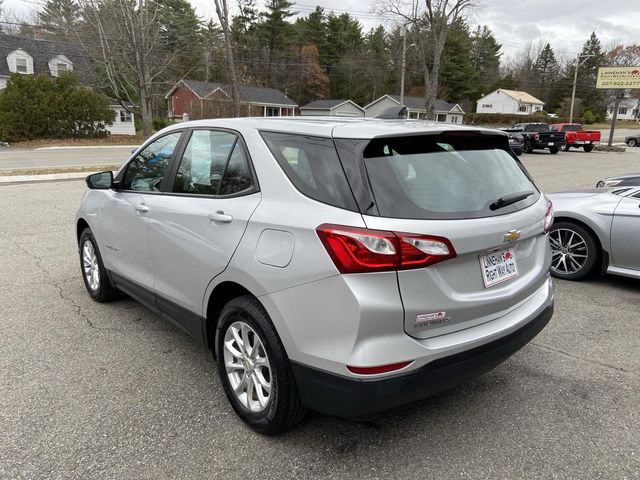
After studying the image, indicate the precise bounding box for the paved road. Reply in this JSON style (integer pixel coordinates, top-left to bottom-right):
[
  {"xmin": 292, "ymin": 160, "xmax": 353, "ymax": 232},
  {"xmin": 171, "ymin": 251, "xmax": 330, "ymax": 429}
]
[
  {"xmin": 1, "ymin": 150, "xmax": 639, "ymax": 479},
  {"xmin": 0, "ymin": 146, "xmax": 135, "ymax": 170}
]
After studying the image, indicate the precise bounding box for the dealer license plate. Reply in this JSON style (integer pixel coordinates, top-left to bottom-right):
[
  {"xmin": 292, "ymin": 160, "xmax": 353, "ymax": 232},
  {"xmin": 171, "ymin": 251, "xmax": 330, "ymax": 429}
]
[{"xmin": 479, "ymin": 248, "xmax": 519, "ymax": 288}]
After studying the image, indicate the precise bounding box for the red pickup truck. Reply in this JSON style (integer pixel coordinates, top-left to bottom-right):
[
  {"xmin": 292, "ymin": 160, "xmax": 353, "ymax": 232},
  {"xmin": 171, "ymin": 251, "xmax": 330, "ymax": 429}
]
[{"xmin": 549, "ymin": 123, "xmax": 600, "ymax": 152}]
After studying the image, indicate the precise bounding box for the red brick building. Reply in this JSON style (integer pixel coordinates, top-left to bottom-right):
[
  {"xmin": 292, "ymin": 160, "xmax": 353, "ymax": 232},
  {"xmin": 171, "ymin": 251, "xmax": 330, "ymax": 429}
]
[{"xmin": 165, "ymin": 80, "xmax": 297, "ymax": 119}]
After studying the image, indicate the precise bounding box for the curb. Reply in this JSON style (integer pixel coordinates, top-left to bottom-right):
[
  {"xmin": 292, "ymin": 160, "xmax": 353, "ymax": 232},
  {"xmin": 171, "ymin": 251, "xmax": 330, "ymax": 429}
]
[{"xmin": 0, "ymin": 171, "xmax": 95, "ymax": 185}]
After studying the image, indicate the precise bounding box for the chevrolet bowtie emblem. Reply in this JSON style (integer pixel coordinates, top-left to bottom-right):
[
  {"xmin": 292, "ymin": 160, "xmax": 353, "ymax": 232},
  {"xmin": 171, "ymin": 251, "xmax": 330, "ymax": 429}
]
[{"xmin": 503, "ymin": 230, "xmax": 521, "ymax": 242}]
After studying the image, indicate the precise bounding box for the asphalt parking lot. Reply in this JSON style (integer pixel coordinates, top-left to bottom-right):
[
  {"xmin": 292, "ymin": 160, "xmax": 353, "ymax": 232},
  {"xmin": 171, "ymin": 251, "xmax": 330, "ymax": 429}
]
[{"xmin": 1, "ymin": 148, "xmax": 639, "ymax": 479}]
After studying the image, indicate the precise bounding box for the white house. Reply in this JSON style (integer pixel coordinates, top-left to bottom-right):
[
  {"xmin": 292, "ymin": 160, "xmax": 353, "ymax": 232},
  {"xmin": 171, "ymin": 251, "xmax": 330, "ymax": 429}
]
[
  {"xmin": 606, "ymin": 96, "xmax": 639, "ymax": 121},
  {"xmin": 476, "ymin": 89, "xmax": 544, "ymax": 115},
  {"xmin": 364, "ymin": 94, "xmax": 465, "ymax": 123},
  {"xmin": 299, "ymin": 99, "xmax": 364, "ymax": 117},
  {"xmin": 0, "ymin": 33, "xmax": 135, "ymax": 135}
]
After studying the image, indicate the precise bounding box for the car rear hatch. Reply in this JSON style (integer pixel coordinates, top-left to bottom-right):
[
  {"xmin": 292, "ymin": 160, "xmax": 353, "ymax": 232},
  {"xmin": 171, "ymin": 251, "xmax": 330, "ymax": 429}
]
[{"xmin": 338, "ymin": 131, "xmax": 552, "ymax": 340}]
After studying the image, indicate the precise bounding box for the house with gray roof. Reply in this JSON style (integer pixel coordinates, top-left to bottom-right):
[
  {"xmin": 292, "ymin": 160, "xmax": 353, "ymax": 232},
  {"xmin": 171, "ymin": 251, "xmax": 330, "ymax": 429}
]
[
  {"xmin": 165, "ymin": 79, "xmax": 297, "ymax": 120},
  {"xmin": 0, "ymin": 33, "xmax": 136, "ymax": 136},
  {"xmin": 364, "ymin": 94, "xmax": 465, "ymax": 123},
  {"xmin": 299, "ymin": 99, "xmax": 364, "ymax": 117}
]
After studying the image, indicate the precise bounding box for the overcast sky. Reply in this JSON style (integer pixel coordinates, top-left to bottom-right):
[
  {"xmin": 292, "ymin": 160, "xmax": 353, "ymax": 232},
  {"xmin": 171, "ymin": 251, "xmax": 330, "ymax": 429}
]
[{"xmin": 4, "ymin": 0, "xmax": 638, "ymax": 60}]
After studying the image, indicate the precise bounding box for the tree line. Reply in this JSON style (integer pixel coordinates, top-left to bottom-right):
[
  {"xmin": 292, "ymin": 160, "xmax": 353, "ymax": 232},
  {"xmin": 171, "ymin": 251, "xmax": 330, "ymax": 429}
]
[{"xmin": 1, "ymin": 0, "xmax": 638, "ymax": 137}]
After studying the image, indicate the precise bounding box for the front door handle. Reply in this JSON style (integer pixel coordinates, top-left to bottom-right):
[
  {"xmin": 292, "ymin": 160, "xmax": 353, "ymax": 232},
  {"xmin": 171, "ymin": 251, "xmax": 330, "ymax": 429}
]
[
  {"xmin": 136, "ymin": 203, "xmax": 149, "ymax": 214},
  {"xmin": 209, "ymin": 211, "xmax": 233, "ymax": 224}
]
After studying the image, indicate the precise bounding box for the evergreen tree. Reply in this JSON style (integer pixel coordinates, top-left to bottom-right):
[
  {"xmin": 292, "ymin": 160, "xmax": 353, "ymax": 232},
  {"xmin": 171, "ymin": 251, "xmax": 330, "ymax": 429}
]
[
  {"xmin": 533, "ymin": 43, "xmax": 558, "ymax": 104},
  {"xmin": 258, "ymin": 0, "xmax": 295, "ymax": 85},
  {"xmin": 38, "ymin": 0, "xmax": 80, "ymax": 37},
  {"xmin": 576, "ymin": 32, "xmax": 607, "ymax": 115},
  {"xmin": 157, "ymin": 0, "xmax": 203, "ymax": 80},
  {"xmin": 439, "ymin": 19, "xmax": 476, "ymax": 103},
  {"xmin": 470, "ymin": 25, "xmax": 501, "ymax": 98}
]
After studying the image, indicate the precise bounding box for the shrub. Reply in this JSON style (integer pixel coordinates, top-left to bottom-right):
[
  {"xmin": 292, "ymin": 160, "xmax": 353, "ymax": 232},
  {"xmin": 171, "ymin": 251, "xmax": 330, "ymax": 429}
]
[
  {"xmin": 152, "ymin": 117, "xmax": 170, "ymax": 131},
  {"xmin": 583, "ymin": 110, "xmax": 595, "ymax": 124},
  {"xmin": 0, "ymin": 72, "xmax": 115, "ymax": 142},
  {"xmin": 464, "ymin": 112, "xmax": 585, "ymax": 127}
]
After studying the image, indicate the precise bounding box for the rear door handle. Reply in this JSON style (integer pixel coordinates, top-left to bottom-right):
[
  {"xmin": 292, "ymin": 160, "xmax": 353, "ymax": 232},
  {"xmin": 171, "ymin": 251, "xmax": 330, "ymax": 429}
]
[
  {"xmin": 136, "ymin": 203, "xmax": 149, "ymax": 214},
  {"xmin": 209, "ymin": 211, "xmax": 233, "ymax": 223}
]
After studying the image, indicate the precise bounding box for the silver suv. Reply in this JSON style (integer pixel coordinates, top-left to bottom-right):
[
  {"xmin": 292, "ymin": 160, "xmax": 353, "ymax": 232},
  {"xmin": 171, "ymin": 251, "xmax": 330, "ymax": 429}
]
[{"xmin": 76, "ymin": 118, "xmax": 554, "ymax": 434}]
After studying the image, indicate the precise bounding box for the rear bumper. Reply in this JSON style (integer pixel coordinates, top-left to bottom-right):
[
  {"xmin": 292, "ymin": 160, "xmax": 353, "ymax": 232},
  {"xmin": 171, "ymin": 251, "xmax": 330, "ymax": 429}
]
[
  {"xmin": 291, "ymin": 303, "xmax": 553, "ymax": 417},
  {"xmin": 533, "ymin": 141, "xmax": 565, "ymax": 149}
]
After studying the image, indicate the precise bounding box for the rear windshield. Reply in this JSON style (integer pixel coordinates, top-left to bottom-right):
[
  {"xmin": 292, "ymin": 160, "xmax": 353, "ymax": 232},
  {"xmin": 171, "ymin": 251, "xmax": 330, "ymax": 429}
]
[{"xmin": 362, "ymin": 135, "xmax": 538, "ymax": 220}]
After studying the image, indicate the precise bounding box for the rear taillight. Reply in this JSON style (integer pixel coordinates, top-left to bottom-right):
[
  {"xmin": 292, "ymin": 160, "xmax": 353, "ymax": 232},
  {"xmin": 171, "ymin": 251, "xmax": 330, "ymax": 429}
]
[
  {"xmin": 544, "ymin": 196, "xmax": 554, "ymax": 232},
  {"xmin": 517, "ymin": 134, "xmax": 524, "ymax": 142},
  {"xmin": 316, "ymin": 224, "xmax": 457, "ymax": 274},
  {"xmin": 534, "ymin": 133, "xmax": 540, "ymax": 141}
]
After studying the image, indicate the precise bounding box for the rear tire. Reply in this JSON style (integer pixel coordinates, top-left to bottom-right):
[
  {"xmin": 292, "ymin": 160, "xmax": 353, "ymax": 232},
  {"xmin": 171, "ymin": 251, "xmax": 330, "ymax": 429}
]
[
  {"xmin": 523, "ymin": 140, "xmax": 532, "ymax": 153},
  {"xmin": 548, "ymin": 221, "xmax": 599, "ymax": 280},
  {"xmin": 549, "ymin": 147, "xmax": 559, "ymax": 154},
  {"xmin": 628, "ymin": 138, "xmax": 637, "ymax": 147},
  {"xmin": 583, "ymin": 145, "xmax": 594, "ymax": 152},
  {"xmin": 216, "ymin": 295, "xmax": 306, "ymax": 434},
  {"xmin": 79, "ymin": 228, "xmax": 117, "ymax": 302}
]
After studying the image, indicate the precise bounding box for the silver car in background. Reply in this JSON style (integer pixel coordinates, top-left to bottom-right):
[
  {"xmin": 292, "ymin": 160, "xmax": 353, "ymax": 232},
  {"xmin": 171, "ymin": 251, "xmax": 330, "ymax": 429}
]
[
  {"xmin": 548, "ymin": 186, "xmax": 640, "ymax": 280},
  {"xmin": 76, "ymin": 118, "xmax": 554, "ymax": 434}
]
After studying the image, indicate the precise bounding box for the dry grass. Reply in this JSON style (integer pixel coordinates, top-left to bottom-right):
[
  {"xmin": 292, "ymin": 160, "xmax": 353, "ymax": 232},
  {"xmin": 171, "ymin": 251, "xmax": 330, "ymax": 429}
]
[{"xmin": 10, "ymin": 135, "xmax": 144, "ymax": 149}]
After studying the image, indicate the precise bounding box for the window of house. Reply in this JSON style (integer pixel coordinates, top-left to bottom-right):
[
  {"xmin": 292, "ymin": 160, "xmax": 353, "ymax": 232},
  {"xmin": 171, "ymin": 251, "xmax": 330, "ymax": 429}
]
[
  {"xmin": 482, "ymin": 104, "xmax": 492, "ymax": 109},
  {"xmin": 450, "ymin": 115, "xmax": 459, "ymax": 124},
  {"xmin": 15, "ymin": 57, "xmax": 28, "ymax": 73},
  {"xmin": 436, "ymin": 114, "xmax": 447, "ymax": 122},
  {"xmin": 519, "ymin": 105, "xmax": 528, "ymax": 112},
  {"xmin": 266, "ymin": 107, "xmax": 280, "ymax": 117},
  {"xmin": 57, "ymin": 63, "xmax": 68, "ymax": 72},
  {"xmin": 619, "ymin": 107, "xmax": 628, "ymax": 115},
  {"xmin": 119, "ymin": 110, "xmax": 132, "ymax": 122}
]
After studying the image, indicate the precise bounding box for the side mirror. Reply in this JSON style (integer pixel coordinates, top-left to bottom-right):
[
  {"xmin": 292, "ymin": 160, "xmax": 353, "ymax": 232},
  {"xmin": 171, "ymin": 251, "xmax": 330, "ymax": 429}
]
[{"xmin": 86, "ymin": 171, "xmax": 114, "ymax": 190}]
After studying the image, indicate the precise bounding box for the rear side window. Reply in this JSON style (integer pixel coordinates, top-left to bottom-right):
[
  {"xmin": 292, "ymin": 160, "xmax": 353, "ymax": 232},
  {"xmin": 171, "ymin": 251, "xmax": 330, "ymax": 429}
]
[
  {"xmin": 362, "ymin": 134, "xmax": 539, "ymax": 220},
  {"xmin": 173, "ymin": 130, "xmax": 254, "ymax": 196},
  {"xmin": 260, "ymin": 132, "xmax": 357, "ymax": 211}
]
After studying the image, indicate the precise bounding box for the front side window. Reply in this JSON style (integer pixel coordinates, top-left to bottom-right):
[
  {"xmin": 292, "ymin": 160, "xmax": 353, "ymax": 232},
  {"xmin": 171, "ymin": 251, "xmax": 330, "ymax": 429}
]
[
  {"xmin": 122, "ymin": 132, "xmax": 182, "ymax": 191},
  {"xmin": 173, "ymin": 130, "xmax": 253, "ymax": 196},
  {"xmin": 361, "ymin": 134, "xmax": 538, "ymax": 220}
]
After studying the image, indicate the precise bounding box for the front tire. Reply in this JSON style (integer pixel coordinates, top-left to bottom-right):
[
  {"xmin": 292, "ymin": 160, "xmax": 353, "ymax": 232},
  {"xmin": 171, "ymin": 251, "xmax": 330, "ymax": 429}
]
[
  {"xmin": 628, "ymin": 138, "xmax": 637, "ymax": 147},
  {"xmin": 548, "ymin": 222, "xmax": 599, "ymax": 280},
  {"xmin": 549, "ymin": 147, "xmax": 559, "ymax": 154},
  {"xmin": 216, "ymin": 295, "xmax": 305, "ymax": 434},
  {"xmin": 79, "ymin": 228, "xmax": 117, "ymax": 302}
]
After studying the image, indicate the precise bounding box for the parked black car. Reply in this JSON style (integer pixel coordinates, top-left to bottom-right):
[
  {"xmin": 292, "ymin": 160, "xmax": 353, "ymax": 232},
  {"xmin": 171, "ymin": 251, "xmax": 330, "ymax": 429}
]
[
  {"xmin": 625, "ymin": 134, "xmax": 640, "ymax": 147},
  {"xmin": 514, "ymin": 123, "xmax": 567, "ymax": 154},
  {"xmin": 501, "ymin": 128, "xmax": 524, "ymax": 155},
  {"xmin": 596, "ymin": 173, "xmax": 640, "ymax": 188}
]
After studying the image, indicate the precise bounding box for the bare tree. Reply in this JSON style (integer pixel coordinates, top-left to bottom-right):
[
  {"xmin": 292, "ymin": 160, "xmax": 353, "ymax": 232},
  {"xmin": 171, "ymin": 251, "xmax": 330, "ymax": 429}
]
[
  {"xmin": 213, "ymin": 0, "xmax": 241, "ymax": 117},
  {"xmin": 79, "ymin": 0, "xmax": 175, "ymax": 137},
  {"xmin": 378, "ymin": 0, "xmax": 477, "ymax": 119}
]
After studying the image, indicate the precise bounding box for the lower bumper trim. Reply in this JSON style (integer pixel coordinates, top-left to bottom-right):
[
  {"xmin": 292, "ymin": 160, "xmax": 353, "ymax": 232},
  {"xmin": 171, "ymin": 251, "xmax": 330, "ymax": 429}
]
[{"xmin": 291, "ymin": 304, "xmax": 553, "ymax": 417}]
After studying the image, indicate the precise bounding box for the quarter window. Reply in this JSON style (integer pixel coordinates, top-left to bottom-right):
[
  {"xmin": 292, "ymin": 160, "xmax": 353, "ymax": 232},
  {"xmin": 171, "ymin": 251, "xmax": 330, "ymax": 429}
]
[
  {"xmin": 173, "ymin": 130, "xmax": 253, "ymax": 196},
  {"xmin": 122, "ymin": 132, "xmax": 182, "ymax": 191}
]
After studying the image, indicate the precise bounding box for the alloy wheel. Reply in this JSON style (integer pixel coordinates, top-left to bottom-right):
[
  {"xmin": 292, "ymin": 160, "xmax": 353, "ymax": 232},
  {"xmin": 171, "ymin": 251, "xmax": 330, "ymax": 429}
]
[
  {"xmin": 82, "ymin": 240, "xmax": 100, "ymax": 291},
  {"xmin": 223, "ymin": 321, "xmax": 272, "ymax": 413},
  {"xmin": 549, "ymin": 228, "xmax": 589, "ymax": 275}
]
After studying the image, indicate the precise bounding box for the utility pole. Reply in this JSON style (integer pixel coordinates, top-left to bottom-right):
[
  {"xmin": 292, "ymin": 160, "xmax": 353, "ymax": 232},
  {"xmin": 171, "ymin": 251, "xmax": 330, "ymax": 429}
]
[
  {"xmin": 569, "ymin": 54, "xmax": 594, "ymax": 123},
  {"xmin": 608, "ymin": 91, "xmax": 624, "ymax": 147},
  {"xmin": 400, "ymin": 24, "xmax": 407, "ymax": 106}
]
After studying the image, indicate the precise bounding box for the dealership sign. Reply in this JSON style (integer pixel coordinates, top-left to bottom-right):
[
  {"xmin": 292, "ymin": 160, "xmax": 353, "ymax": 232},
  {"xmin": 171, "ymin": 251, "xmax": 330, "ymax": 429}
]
[{"xmin": 596, "ymin": 66, "xmax": 640, "ymax": 89}]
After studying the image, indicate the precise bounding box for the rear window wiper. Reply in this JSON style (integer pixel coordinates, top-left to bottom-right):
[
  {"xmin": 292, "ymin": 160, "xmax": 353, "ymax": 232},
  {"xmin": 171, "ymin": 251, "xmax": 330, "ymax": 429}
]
[{"xmin": 489, "ymin": 191, "xmax": 535, "ymax": 211}]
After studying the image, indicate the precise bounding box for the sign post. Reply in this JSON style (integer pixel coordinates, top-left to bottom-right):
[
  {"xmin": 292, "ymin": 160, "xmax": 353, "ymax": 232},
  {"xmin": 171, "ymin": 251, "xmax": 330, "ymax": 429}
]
[{"xmin": 596, "ymin": 66, "xmax": 640, "ymax": 147}]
